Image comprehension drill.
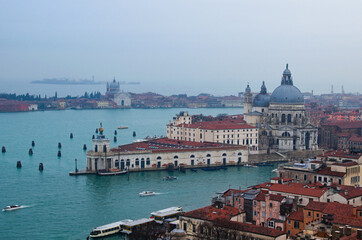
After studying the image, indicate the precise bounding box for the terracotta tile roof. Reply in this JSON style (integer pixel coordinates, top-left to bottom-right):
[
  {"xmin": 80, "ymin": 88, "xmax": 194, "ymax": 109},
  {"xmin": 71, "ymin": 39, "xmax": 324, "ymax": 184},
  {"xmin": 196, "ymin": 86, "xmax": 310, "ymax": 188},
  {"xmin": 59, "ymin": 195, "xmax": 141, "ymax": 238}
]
[
  {"xmin": 319, "ymin": 150, "xmax": 362, "ymax": 160},
  {"xmin": 305, "ymin": 202, "xmax": 354, "ymax": 218},
  {"xmin": 317, "ymin": 167, "xmax": 345, "ymax": 177},
  {"xmin": 213, "ymin": 219, "xmax": 285, "ymax": 237},
  {"xmin": 254, "ymin": 192, "xmax": 285, "ymax": 202},
  {"xmin": 269, "ymin": 183, "xmax": 326, "ymax": 198},
  {"xmin": 111, "ymin": 137, "xmax": 247, "ymax": 154},
  {"xmin": 183, "ymin": 205, "xmax": 241, "ymax": 222},
  {"xmin": 340, "ymin": 232, "xmax": 358, "ymax": 240},
  {"xmin": 305, "ymin": 201, "xmax": 328, "ymax": 212},
  {"xmin": 333, "ymin": 162, "xmax": 358, "ymax": 167},
  {"xmin": 337, "ymin": 187, "xmax": 362, "ymax": 200},
  {"xmin": 333, "ymin": 216, "xmax": 362, "ymax": 228},
  {"xmin": 223, "ymin": 189, "xmax": 246, "ymax": 197},
  {"xmin": 349, "ymin": 135, "xmax": 362, "ymax": 142},
  {"xmin": 288, "ymin": 211, "xmax": 304, "ymax": 222},
  {"xmin": 322, "ymin": 121, "xmax": 362, "ymax": 129}
]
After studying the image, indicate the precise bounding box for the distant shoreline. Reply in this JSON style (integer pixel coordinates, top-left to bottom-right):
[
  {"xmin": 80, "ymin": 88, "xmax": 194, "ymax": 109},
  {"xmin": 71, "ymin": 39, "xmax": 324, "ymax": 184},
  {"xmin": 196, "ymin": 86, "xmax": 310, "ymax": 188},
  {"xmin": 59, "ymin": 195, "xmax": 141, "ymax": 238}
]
[{"xmin": 31, "ymin": 79, "xmax": 104, "ymax": 85}]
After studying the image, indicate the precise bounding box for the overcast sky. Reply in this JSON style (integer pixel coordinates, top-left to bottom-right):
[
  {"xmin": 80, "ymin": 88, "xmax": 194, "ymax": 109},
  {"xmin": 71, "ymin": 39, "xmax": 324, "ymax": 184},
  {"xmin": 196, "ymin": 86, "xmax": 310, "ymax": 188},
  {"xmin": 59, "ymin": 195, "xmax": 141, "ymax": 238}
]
[{"xmin": 1, "ymin": 0, "xmax": 361, "ymax": 97}]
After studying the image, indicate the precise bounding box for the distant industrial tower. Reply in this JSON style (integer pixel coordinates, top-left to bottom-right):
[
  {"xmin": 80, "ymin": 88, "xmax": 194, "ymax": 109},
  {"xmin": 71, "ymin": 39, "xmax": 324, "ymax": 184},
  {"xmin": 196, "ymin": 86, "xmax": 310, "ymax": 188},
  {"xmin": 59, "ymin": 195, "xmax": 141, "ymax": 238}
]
[
  {"xmin": 243, "ymin": 83, "xmax": 252, "ymax": 114},
  {"xmin": 341, "ymin": 85, "xmax": 345, "ymax": 94},
  {"xmin": 331, "ymin": 85, "xmax": 334, "ymax": 94}
]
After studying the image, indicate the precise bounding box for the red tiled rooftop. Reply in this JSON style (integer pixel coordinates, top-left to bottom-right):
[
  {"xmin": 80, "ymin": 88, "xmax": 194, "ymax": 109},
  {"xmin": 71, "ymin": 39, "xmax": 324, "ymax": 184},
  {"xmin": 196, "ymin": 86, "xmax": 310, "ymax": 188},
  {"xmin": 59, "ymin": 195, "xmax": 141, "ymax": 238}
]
[
  {"xmin": 254, "ymin": 192, "xmax": 285, "ymax": 202},
  {"xmin": 338, "ymin": 187, "xmax": 362, "ymax": 200},
  {"xmin": 317, "ymin": 167, "xmax": 345, "ymax": 177},
  {"xmin": 223, "ymin": 189, "xmax": 246, "ymax": 197},
  {"xmin": 322, "ymin": 121, "xmax": 362, "ymax": 129},
  {"xmin": 269, "ymin": 183, "xmax": 326, "ymax": 198},
  {"xmin": 333, "ymin": 162, "xmax": 358, "ymax": 167},
  {"xmin": 333, "ymin": 216, "xmax": 362, "ymax": 228},
  {"xmin": 319, "ymin": 150, "xmax": 361, "ymax": 159},
  {"xmin": 183, "ymin": 205, "xmax": 241, "ymax": 222},
  {"xmin": 288, "ymin": 211, "xmax": 304, "ymax": 222},
  {"xmin": 111, "ymin": 137, "xmax": 247, "ymax": 153},
  {"xmin": 305, "ymin": 201, "xmax": 354, "ymax": 218},
  {"xmin": 349, "ymin": 135, "xmax": 362, "ymax": 142},
  {"xmin": 305, "ymin": 201, "xmax": 328, "ymax": 212},
  {"xmin": 213, "ymin": 219, "xmax": 285, "ymax": 237}
]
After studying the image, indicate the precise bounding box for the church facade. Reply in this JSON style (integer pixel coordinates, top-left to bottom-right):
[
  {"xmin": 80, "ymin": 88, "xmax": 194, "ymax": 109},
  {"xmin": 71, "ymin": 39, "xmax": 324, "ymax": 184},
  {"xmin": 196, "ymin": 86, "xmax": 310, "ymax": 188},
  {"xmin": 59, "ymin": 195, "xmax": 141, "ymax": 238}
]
[
  {"xmin": 106, "ymin": 78, "xmax": 131, "ymax": 108},
  {"xmin": 244, "ymin": 65, "xmax": 318, "ymax": 152}
]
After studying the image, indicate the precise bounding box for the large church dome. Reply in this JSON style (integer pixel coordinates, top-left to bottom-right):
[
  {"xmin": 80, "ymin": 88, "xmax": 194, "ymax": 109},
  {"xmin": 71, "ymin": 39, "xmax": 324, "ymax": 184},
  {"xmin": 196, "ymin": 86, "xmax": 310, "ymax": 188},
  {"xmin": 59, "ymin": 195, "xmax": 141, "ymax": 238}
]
[{"xmin": 270, "ymin": 64, "xmax": 304, "ymax": 104}]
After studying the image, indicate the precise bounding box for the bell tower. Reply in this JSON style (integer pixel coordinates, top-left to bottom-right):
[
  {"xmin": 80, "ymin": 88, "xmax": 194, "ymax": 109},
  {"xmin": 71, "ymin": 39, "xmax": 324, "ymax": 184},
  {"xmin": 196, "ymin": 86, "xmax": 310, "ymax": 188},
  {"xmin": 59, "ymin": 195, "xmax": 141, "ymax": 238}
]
[{"xmin": 244, "ymin": 83, "xmax": 253, "ymax": 114}]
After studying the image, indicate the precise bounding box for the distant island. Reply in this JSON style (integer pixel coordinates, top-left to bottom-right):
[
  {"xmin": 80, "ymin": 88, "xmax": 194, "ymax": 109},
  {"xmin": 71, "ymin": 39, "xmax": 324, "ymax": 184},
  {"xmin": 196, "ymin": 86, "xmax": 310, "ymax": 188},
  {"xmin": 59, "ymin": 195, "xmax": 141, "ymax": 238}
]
[
  {"xmin": 31, "ymin": 78, "xmax": 140, "ymax": 85},
  {"xmin": 31, "ymin": 78, "xmax": 104, "ymax": 85}
]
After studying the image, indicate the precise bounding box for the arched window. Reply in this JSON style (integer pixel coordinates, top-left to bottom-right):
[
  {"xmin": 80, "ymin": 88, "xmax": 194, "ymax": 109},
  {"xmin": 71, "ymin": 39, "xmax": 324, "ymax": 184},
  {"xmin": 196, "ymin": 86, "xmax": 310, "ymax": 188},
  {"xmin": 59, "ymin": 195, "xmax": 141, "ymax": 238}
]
[
  {"xmin": 174, "ymin": 155, "xmax": 178, "ymax": 159},
  {"xmin": 135, "ymin": 158, "xmax": 139, "ymax": 166},
  {"xmin": 281, "ymin": 114, "xmax": 286, "ymax": 123},
  {"xmin": 190, "ymin": 155, "xmax": 195, "ymax": 158},
  {"xmin": 282, "ymin": 132, "xmax": 291, "ymax": 137},
  {"xmin": 157, "ymin": 156, "xmax": 162, "ymax": 160},
  {"xmin": 126, "ymin": 159, "xmax": 130, "ymax": 166},
  {"xmin": 287, "ymin": 114, "xmax": 292, "ymax": 123},
  {"xmin": 238, "ymin": 152, "xmax": 242, "ymax": 155},
  {"xmin": 222, "ymin": 153, "xmax": 227, "ymax": 156},
  {"xmin": 115, "ymin": 160, "xmax": 119, "ymax": 168},
  {"xmin": 206, "ymin": 154, "xmax": 211, "ymax": 157}
]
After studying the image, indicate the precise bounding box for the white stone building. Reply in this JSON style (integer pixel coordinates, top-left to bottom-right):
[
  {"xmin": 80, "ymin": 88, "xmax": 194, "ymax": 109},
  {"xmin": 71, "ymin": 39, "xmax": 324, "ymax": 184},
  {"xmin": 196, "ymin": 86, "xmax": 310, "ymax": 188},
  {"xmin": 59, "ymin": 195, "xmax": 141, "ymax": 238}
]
[{"xmin": 86, "ymin": 128, "xmax": 249, "ymax": 173}]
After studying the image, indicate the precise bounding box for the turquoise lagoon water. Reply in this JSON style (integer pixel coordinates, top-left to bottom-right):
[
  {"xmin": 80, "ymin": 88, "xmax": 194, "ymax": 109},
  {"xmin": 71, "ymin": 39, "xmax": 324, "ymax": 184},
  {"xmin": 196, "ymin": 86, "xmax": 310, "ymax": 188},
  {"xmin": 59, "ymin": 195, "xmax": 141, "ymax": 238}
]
[{"xmin": 0, "ymin": 108, "xmax": 277, "ymax": 239}]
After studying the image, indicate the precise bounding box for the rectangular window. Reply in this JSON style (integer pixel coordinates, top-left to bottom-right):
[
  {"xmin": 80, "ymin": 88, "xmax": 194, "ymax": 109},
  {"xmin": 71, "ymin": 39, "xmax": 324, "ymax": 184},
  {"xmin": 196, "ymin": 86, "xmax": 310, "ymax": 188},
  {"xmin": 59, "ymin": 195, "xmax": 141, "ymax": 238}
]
[
  {"xmin": 183, "ymin": 223, "xmax": 187, "ymax": 231},
  {"xmin": 254, "ymin": 211, "xmax": 257, "ymax": 216},
  {"xmin": 269, "ymin": 203, "xmax": 273, "ymax": 208},
  {"xmin": 308, "ymin": 211, "xmax": 311, "ymax": 217},
  {"xmin": 294, "ymin": 221, "xmax": 300, "ymax": 229}
]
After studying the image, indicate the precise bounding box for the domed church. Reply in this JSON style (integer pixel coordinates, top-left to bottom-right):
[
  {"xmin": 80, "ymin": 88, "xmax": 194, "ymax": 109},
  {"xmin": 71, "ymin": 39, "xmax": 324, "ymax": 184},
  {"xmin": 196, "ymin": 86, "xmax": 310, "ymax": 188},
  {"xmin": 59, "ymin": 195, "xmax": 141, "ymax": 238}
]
[{"xmin": 244, "ymin": 64, "xmax": 318, "ymax": 152}]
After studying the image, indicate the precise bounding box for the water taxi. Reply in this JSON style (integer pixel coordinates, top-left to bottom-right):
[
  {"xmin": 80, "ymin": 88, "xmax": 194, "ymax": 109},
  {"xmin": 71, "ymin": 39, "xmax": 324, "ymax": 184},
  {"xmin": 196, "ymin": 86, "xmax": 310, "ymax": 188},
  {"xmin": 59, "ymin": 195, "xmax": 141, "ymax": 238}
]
[
  {"xmin": 2, "ymin": 205, "xmax": 22, "ymax": 211},
  {"xmin": 139, "ymin": 191, "xmax": 156, "ymax": 197},
  {"xmin": 150, "ymin": 207, "xmax": 183, "ymax": 224},
  {"xmin": 89, "ymin": 219, "xmax": 132, "ymax": 238},
  {"xmin": 121, "ymin": 218, "xmax": 154, "ymax": 235}
]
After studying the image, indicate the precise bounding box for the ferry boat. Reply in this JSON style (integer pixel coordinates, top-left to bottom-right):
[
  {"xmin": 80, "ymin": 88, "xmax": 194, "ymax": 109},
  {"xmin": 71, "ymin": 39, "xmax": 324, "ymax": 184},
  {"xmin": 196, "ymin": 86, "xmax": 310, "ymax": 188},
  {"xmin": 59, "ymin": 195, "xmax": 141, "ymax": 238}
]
[
  {"xmin": 89, "ymin": 219, "xmax": 132, "ymax": 238},
  {"xmin": 2, "ymin": 205, "xmax": 22, "ymax": 211},
  {"xmin": 150, "ymin": 207, "xmax": 183, "ymax": 224},
  {"xmin": 139, "ymin": 191, "xmax": 156, "ymax": 197},
  {"xmin": 121, "ymin": 218, "xmax": 154, "ymax": 235}
]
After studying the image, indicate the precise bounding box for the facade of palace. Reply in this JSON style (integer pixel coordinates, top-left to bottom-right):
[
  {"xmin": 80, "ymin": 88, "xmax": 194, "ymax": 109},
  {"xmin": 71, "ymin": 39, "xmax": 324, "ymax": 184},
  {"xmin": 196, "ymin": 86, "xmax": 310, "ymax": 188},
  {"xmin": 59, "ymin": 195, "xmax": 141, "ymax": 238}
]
[
  {"xmin": 86, "ymin": 128, "xmax": 248, "ymax": 173},
  {"xmin": 167, "ymin": 112, "xmax": 260, "ymax": 153},
  {"xmin": 244, "ymin": 65, "xmax": 318, "ymax": 153}
]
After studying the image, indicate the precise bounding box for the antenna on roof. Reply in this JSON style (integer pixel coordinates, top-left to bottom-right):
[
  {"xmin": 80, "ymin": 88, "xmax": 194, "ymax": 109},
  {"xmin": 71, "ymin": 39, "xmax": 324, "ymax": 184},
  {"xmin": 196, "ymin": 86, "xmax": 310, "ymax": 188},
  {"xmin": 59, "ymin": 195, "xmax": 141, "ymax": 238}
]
[{"xmin": 286, "ymin": 63, "xmax": 288, "ymax": 69}]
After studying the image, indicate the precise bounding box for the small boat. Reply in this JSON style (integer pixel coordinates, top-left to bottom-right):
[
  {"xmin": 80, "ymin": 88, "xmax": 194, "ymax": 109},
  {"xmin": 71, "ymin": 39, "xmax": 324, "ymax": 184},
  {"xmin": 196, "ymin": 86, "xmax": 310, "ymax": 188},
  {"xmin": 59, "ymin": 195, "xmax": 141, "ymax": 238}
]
[
  {"xmin": 190, "ymin": 169, "xmax": 198, "ymax": 172},
  {"xmin": 139, "ymin": 191, "xmax": 156, "ymax": 197},
  {"xmin": 2, "ymin": 205, "xmax": 22, "ymax": 211},
  {"xmin": 163, "ymin": 176, "xmax": 178, "ymax": 181},
  {"xmin": 97, "ymin": 169, "xmax": 128, "ymax": 176},
  {"xmin": 244, "ymin": 164, "xmax": 257, "ymax": 168},
  {"xmin": 118, "ymin": 126, "xmax": 128, "ymax": 129}
]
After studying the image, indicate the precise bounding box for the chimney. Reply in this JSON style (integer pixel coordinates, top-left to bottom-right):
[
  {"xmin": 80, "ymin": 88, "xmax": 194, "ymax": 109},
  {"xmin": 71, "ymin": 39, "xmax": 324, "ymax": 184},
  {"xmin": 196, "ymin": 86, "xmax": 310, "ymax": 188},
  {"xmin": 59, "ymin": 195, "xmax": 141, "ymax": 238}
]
[
  {"xmin": 344, "ymin": 226, "xmax": 352, "ymax": 236},
  {"xmin": 358, "ymin": 229, "xmax": 362, "ymax": 240},
  {"xmin": 333, "ymin": 231, "xmax": 340, "ymax": 240},
  {"xmin": 339, "ymin": 227, "xmax": 344, "ymax": 237}
]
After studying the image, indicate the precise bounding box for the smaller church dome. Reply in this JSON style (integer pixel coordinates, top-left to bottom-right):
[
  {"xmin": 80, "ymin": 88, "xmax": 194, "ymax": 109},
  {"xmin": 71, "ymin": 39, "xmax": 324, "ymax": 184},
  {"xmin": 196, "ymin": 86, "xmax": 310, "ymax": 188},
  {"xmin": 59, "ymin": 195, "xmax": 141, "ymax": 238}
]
[
  {"xmin": 253, "ymin": 81, "xmax": 270, "ymax": 107},
  {"xmin": 109, "ymin": 78, "xmax": 119, "ymax": 89}
]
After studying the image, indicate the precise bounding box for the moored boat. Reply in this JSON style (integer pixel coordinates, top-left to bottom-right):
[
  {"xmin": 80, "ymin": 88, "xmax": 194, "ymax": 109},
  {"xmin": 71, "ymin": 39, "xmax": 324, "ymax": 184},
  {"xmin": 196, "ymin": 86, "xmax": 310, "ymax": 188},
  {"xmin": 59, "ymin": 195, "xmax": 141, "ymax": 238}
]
[
  {"xmin": 97, "ymin": 169, "xmax": 128, "ymax": 176},
  {"xmin": 2, "ymin": 205, "xmax": 22, "ymax": 211},
  {"xmin": 244, "ymin": 164, "xmax": 257, "ymax": 168},
  {"xmin": 118, "ymin": 126, "xmax": 128, "ymax": 129}
]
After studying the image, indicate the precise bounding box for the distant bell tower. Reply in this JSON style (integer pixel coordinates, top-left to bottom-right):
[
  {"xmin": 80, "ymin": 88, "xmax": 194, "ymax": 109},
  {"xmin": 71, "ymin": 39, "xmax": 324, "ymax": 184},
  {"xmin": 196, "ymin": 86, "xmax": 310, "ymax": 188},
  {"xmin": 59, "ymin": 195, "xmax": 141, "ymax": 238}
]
[{"xmin": 244, "ymin": 83, "xmax": 252, "ymax": 114}]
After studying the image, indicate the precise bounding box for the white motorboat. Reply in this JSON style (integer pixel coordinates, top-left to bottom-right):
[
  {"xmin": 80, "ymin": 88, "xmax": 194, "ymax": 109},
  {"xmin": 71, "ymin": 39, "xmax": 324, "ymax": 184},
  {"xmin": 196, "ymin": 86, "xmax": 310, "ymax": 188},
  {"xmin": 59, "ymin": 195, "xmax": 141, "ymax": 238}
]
[
  {"xmin": 139, "ymin": 191, "xmax": 156, "ymax": 197},
  {"xmin": 2, "ymin": 205, "xmax": 22, "ymax": 211},
  {"xmin": 163, "ymin": 176, "xmax": 178, "ymax": 181}
]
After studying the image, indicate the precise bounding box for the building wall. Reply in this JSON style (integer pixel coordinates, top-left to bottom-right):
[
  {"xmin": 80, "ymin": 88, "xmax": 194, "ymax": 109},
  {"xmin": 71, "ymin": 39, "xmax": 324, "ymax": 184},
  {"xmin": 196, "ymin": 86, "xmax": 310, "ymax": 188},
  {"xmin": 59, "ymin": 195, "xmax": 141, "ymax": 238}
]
[
  {"xmin": 180, "ymin": 217, "xmax": 286, "ymax": 240},
  {"xmin": 253, "ymin": 197, "xmax": 283, "ymax": 228},
  {"xmin": 167, "ymin": 125, "xmax": 259, "ymax": 153},
  {"xmin": 285, "ymin": 217, "xmax": 304, "ymax": 237},
  {"xmin": 86, "ymin": 146, "xmax": 248, "ymax": 172}
]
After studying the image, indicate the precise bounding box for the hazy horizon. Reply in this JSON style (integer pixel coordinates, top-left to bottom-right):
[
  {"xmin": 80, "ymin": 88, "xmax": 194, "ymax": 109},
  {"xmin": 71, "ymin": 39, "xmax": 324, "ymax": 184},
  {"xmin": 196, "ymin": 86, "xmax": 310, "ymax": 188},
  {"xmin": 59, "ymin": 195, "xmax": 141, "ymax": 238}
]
[{"xmin": 1, "ymin": 0, "xmax": 361, "ymax": 97}]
